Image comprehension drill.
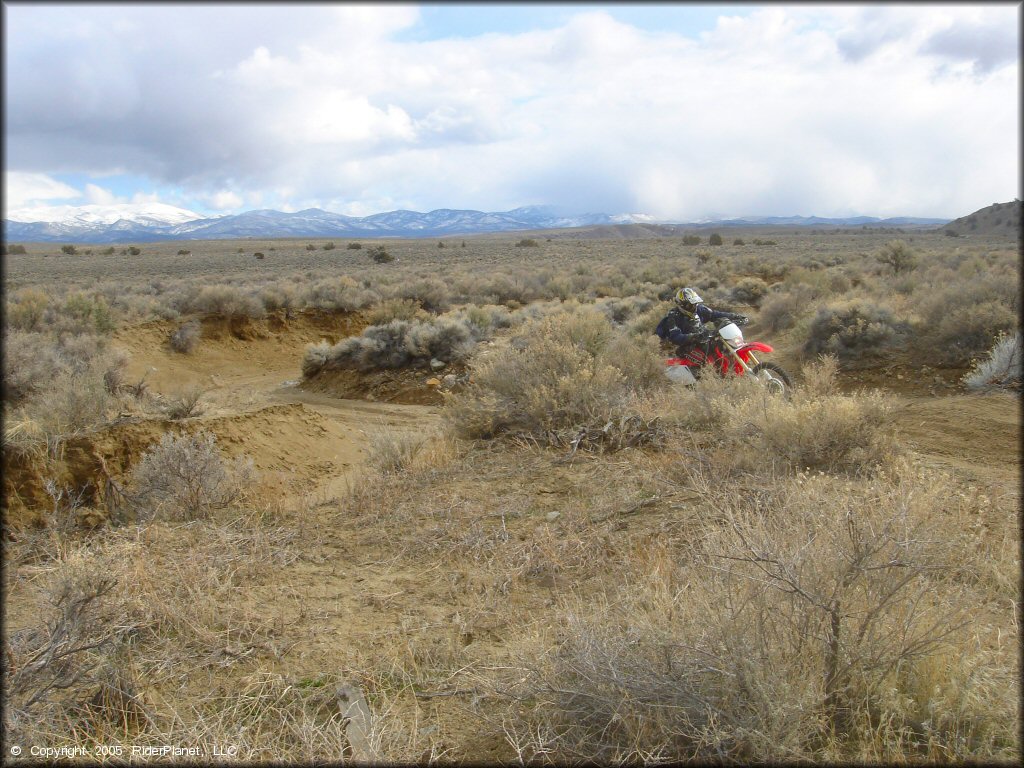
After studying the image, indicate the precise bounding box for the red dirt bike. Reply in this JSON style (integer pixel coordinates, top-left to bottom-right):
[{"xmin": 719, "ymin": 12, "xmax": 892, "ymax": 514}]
[{"xmin": 664, "ymin": 318, "xmax": 793, "ymax": 395}]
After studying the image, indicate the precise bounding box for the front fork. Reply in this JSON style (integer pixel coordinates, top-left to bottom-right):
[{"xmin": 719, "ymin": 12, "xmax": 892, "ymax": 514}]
[{"xmin": 728, "ymin": 347, "xmax": 759, "ymax": 375}]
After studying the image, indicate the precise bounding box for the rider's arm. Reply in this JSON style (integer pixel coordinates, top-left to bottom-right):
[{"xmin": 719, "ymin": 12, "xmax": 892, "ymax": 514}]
[
  {"xmin": 671, "ymin": 329, "xmax": 707, "ymax": 346},
  {"xmin": 654, "ymin": 316, "xmax": 672, "ymax": 340},
  {"xmin": 700, "ymin": 305, "xmax": 745, "ymax": 324},
  {"xmin": 667, "ymin": 319, "xmax": 707, "ymax": 346}
]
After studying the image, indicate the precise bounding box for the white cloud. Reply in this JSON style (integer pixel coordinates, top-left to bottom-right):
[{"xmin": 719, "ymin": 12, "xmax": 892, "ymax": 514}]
[
  {"xmin": 204, "ymin": 191, "xmax": 245, "ymax": 211},
  {"xmin": 3, "ymin": 5, "xmax": 1019, "ymax": 219},
  {"xmin": 3, "ymin": 172, "xmax": 81, "ymax": 211},
  {"xmin": 84, "ymin": 183, "xmax": 123, "ymax": 205}
]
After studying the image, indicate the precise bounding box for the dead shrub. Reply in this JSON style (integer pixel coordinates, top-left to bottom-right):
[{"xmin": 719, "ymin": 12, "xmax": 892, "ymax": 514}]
[
  {"xmin": 506, "ymin": 466, "xmax": 1003, "ymax": 762},
  {"xmin": 384, "ymin": 277, "xmax": 452, "ymax": 313},
  {"xmin": 364, "ymin": 298, "xmax": 429, "ymax": 325},
  {"xmin": 163, "ymin": 385, "xmax": 206, "ymax": 420},
  {"xmin": 929, "ymin": 300, "xmax": 1017, "ymax": 367},
  {"xmin": 364, "ymin": 427, "xmax": 428, "ymax": 475},
  {"xmin": 729, "ymin": 276, "xmax": 769, "ymax": 307},
  {"xmin": 259, "ymin": 285, "xmax": 299, "ymax": 314},
  {"xmin": 169, "ymin": 319, "xmax": 202, "ymax": 353},
  {"xmin": 654, "ymin": 369, "xmax": 757, "ymax": 432},
  {"xmin": 799, "ymin": 354, "xmax": 841, "ymax": 397},
  {"xmin": 129, "ymin": 432, "xmax": 255, "ymax": 521},
  {"xmin": 804, "ymin": 300, "xmax": 910, "ymax": 365},
  {"xmin": 3, "ymin": 339, "xmax": 126, "ymax": 442},
  {"xmin": 187, "ymin": 285, "xmax": 265, "ymax": 319},
  {"xmin": 28, "ymin": 368, "xmax": 113, "ymax": 440},
  {"xmin": 3, "ymin": 559, "xmax": 129, "ymax": 746},
  {"xmin": 2, "ymin": 330, "xmax": 66, "ymax": 405},
  {"xmin": 303, "ymin": 316, "xmax": 476, "ymax": 375},
  {"xmin": 445, "ymin": 310, "xmax": 667, "ymax": 444},
  {"xmin": 302, "ymin": 340, "xmax": 333, "ymax": 378},
  {"xmin": 102, "ymin": 348, "xmax": 130, "ymax": 395},
  {"xmin": 756, "ymin": 286, "xmax": 817, "ymax": 333},
  {"xmin": 3, "ymin": 507, "xmax": 303, "ymax": 754},
  {"xmin": 6, "ymin": 287, "xmax": 50, "ymax": 331},
  {"xmin": 304, "ymin": 276, "xmax": 379, "ymax": 311},
  {"xmin": 451, "ymin": 304, "xmax": 514, "ymax": 338},
  {"xmin": 722, "ymin": 387, "xmax": 899, "ymax": 476}
]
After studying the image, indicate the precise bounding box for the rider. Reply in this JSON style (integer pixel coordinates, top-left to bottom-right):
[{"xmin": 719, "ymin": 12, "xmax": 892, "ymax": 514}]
[{"xmin": 655, "ymin": 287, "xmax": 747, "ymax": 359}]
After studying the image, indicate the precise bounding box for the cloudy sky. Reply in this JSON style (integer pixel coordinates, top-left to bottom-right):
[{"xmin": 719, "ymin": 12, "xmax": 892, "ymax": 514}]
[{"xmin": 3, "ymin": 3, "xmax": 1019, "ymax": 220}]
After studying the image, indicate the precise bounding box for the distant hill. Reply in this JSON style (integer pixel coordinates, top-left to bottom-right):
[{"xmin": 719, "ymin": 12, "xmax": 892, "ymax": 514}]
[
  {"xmin": 2, "ymin": 205, "xmax": 656, "ymax": 244},
  {"xmin": 941, "ymin": 200, "xmax": 1021, "ymax": 238},
  {"xmin": 684, "ymin": 214, "xmax": 949, "ymax": 229},
  {"xmin": 2, "ymin": 203, "xmax": 952, "ymax": 245}
]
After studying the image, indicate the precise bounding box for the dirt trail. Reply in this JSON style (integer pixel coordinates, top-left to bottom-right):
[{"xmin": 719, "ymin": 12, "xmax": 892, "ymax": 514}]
[
  {"xmin": 112, "ymin": 313, "xmax": 441, "ymax": 505},
  {"xmin": 888, "ymin": 391, "xmax": 1020, "ymax": 488},
  {"xmin": 112, "ymin": 313, "xmax": 1020, "ymax": 502}
]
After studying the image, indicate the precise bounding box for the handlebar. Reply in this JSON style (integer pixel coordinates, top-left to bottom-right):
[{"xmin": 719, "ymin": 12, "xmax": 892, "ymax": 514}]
[{"xmin": 706, "ymin": 315, "xmax": 748, "ymax": 330}]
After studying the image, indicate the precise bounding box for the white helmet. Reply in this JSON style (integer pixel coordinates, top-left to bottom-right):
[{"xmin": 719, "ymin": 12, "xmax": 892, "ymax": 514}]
[{"xmin": 673, "ymin": 287, "xmax": 702, "ymax": 315}]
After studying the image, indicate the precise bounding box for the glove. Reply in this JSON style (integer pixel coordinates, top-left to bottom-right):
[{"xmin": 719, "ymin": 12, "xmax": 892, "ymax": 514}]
[{"xmin": 732, "ymin": 314, "xmax": 749, "ymax": 326}]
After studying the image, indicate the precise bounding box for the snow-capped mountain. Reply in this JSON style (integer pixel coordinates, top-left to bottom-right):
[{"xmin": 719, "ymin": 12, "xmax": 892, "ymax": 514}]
[
  {"xmin": 1, "ymin": 203, "xmax": 949, "ymax": 244},
  {"xmin": 2, "ymin": 205, "xmax": 658, "ymax": 243},
  {"xmin": 6, "ymin": 202, "xmax": 203, "ymax": 227}
]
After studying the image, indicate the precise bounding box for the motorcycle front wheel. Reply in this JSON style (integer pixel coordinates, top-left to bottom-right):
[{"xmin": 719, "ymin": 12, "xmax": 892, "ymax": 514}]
[{"xmin": 752, "ymin": 362, "xmax": 792, "ymax": 396}]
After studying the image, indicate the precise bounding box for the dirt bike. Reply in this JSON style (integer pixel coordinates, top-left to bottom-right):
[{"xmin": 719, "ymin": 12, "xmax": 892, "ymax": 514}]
[{"xmin": 664, "ymin": 318, "xmax": 793, "ymax": 395}]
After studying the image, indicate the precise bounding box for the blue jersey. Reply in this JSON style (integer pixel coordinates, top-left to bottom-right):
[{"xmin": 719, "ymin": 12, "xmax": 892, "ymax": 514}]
[{"xmin": 655, "ymin": 304, "xmax": 734, "ymax": 348}]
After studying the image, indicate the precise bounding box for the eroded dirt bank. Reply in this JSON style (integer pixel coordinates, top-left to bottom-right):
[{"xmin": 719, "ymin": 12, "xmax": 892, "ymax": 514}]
[{"xmin": 4, "ymin": 311, "xmax": 443, "ymax": 528}]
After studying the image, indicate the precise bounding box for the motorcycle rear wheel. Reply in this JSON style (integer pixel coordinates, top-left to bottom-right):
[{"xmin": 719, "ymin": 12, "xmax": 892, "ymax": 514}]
[{"xmin": 752, "ymin": 362, "xmax": 792, "ymax": 396}]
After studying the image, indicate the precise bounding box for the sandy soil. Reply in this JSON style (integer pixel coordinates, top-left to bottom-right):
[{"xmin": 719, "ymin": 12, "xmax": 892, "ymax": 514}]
[{"xmin": 110, "ymin": 312, "xmax": 443, "ymax": 504}]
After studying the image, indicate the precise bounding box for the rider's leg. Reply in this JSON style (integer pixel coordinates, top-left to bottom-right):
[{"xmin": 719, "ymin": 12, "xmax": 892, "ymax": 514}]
[{"xmin": 675, "ymin": 344, "xmax": 702, "ymax": 379}]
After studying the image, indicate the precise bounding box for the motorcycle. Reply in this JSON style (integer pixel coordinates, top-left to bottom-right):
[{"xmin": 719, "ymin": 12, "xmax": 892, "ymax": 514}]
[{"xmin": 664, "ymin": 318, "xmax": 793, "ymax": 395}]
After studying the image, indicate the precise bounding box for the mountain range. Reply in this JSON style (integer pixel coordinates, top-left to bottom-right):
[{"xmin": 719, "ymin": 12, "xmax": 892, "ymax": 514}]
[{"xmin": 2, "ymin": 202, "xmax": 950, "ymax": 244}]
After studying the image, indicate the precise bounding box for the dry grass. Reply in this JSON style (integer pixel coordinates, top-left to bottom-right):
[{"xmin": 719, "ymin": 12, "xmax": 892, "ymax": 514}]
[
  {"xmin": 497, "ymin": 463, "xmax": 1018, "ymax": 763},
  {"xmin": 445, "ymin": 309, "xmax": 667, "ymax": 445},
  {"xmin": 5, "ymin": 229, "xmax": 1017, "ymax": 377},
  {"xmin": 3, "ymin": 225, "xmax": 1019, "ymax": 762}
]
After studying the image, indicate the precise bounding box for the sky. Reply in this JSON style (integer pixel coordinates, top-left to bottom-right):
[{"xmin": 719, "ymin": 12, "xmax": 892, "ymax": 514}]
[{"xmin": 3, "ymin": 2, "xmax": 1020, "ymax": 221}]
